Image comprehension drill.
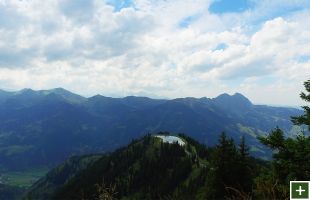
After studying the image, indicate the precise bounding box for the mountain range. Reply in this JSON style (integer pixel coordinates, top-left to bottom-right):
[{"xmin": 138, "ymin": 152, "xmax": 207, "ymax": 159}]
[{"xmin": 0, "ymin": 88, "xmax": 302, "ymax": 171}]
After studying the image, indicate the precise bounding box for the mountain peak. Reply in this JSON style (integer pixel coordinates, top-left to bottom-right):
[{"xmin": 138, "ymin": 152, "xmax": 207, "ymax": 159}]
[
  {"xmin": 50, "ymin": 87, "xmax": 70, "ymax": 93},
  {"xmin": 40, "ymin": 88, "xmax": 73, "ymax": 95},
  {"xmin": 213, "ymin": 92, "xmax": 252, "ymax": 111},
  {"xmin": 232, "ymin": 92, "xmax": 252, "ymax": 103},
  {"xmin": 89, "ymin": 94, "xmax": 114, "ymax": 100},
  {"xmin": 40, "ymin": 88, "xmax": 86, "ymax": 103},
  {"xmin": 215, "ymin": 92, "xmax": 252, "ymax": 103},
  {"xmin": 17, "ymin": 88, "xmax": 36, "ymax": 94}
]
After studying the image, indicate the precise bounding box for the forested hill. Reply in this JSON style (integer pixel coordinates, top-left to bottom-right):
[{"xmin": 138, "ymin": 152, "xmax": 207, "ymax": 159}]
[
  {"xmin": 0, "ymin": 88, "xmax": 302, "ymax": 170},
  {"xmin": 25, "ymin": 134, "xmax": 265, "ymax": 200}
]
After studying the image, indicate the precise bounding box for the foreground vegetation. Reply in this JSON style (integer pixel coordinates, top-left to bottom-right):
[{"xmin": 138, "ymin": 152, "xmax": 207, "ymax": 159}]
[
  {"xmin": 24, "ymin": 128, "xmax": 308, "ymax": 199},
  {"xmin": 25, "ymin": 133, "xmax": 261, "ymax": 199}
]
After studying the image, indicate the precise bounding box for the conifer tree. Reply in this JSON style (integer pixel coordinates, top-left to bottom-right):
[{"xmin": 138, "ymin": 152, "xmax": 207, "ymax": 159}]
[
  {"xmin": 237, "ymin": 136, "xmax": 252, "ymax": 193},
  {"xmin": 255, "ymin": 79, "xmax": 310, "ymax": 199},
  {"xmin": 206, "ymin": 132, "xmax": 239, "ymax": 199},
  {"xmin": 292, "ymin": 79, "xmax": 310, "ymax": 129}
]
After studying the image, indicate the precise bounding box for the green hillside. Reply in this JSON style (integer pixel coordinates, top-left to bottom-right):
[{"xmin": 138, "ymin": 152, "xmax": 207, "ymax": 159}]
[{"xmin": 25, "ymin": 133, "xmax": 264, "ymax": 200}]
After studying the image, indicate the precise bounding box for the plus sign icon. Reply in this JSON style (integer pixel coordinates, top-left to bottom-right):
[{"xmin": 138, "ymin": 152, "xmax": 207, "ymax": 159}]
[{"xmin": 290, "ymin": 181, "xmax": 310, "ymax": 200}]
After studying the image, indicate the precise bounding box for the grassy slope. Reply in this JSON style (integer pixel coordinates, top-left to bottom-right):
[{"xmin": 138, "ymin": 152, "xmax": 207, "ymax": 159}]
[{"xmin": 0, "ymin": 168, "xmax": 48, "ymax": 188}]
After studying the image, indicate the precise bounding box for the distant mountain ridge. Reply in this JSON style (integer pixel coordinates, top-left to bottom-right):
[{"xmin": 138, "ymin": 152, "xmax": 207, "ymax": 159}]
[
  {"xmin": 0, "ymin": 88, "xmax": 86, "ymax": 104},
  {"xmin": 0, "ymin": 88, "xmax": 303, "ymax": 170}
]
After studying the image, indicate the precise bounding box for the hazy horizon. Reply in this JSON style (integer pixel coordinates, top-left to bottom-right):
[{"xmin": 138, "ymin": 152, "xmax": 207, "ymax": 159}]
[{"xmin": 0, "ymin": 86, "xmax": 304, "ymax": 107}]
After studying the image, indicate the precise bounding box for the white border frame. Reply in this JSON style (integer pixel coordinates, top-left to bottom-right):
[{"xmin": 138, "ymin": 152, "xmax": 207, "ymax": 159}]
[{"xmin": 290, "ymin": 181, "xmax": 310, "ymax": 200}]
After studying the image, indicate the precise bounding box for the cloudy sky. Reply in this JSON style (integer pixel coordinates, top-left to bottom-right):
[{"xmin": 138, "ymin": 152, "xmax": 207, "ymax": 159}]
[{"xmin": 0, "ymin": 0, "xmax": 310, "ymax": 106}]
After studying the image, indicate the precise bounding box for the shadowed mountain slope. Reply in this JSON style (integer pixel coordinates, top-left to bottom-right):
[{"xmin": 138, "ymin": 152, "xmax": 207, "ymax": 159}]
[{"xmin": 0, "ymin": 88, "xmax": 302, "ymax": 170}]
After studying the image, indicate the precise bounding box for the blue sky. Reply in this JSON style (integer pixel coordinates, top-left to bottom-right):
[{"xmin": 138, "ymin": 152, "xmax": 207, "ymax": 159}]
[
  {"xmin": 209, "ymin": 0, "xmax": 254, "ymax": 14},
  {"xmin": 0, "ymin": 0, "xmax": 309, "ymax": 106},
  {"xmin": 106, "ymin": 0, "xmax": 135, "ymax": 12}
]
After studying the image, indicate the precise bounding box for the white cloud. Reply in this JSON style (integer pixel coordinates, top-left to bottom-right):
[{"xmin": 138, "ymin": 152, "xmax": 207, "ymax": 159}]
[{"xmin": 0, "ymin": 0, "xmax": 309, "ymax": 105}]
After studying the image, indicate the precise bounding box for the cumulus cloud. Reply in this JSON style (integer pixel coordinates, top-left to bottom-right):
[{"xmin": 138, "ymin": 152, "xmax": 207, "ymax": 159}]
[{"xmin": 0, "ymin": 0, "xmax": 309, "ymax": 105}]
